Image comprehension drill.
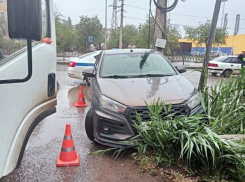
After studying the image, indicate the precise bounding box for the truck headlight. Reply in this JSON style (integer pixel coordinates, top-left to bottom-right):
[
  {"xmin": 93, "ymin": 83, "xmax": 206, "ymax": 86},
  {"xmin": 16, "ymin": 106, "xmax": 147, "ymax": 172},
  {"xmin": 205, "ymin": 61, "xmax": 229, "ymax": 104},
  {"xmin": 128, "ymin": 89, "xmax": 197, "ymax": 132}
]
[
  {"xmin": 186, "ymin": 90, "xmax": 201, "ymax": 110},
  {"xmin": 100, "ymin": 95, "xmax": 126, "ymax": 113}
]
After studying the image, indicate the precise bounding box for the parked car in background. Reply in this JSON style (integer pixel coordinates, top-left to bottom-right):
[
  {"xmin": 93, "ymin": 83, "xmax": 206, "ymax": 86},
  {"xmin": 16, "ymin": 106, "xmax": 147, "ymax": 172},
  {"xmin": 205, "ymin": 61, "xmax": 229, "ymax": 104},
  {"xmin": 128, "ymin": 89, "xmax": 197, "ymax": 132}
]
[
  {"xmin": 82, "ymin": 49, "xmax": 203, "ymax": 147},
  {"xmin": 208, "ymin": 56, "xmax": 241, "ymax": 77},
  {"xmin": 68, "ymin": 51, "xmax": 101, "ymax": 84}
]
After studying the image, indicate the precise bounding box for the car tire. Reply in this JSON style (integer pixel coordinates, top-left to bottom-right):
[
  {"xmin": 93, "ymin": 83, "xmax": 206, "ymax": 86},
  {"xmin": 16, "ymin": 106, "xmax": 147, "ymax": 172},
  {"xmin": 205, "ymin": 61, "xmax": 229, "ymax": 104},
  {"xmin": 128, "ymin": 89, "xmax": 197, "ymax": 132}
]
[
  {"xmin": 85, "ymin": 76, "xmax": 91, "ymax": 86},
  {"xmin": 211, "ymin": 73, "xmax": 217, "ymax": 76},
  {"xmin": 223, "ymin": 69, "xmax": 232, "ymax": 77},
  {"xmin": 85, "ymin": 108, "xmax": 94, "ymax": 141}
]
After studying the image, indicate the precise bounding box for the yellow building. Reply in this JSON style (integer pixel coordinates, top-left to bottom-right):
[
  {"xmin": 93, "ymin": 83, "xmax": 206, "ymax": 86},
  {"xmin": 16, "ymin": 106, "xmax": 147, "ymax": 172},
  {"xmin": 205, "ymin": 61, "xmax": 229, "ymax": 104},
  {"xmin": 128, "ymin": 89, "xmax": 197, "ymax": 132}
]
[{"xmin": 179, "ymin": 34, "xmax": 245, "ymax": 55}]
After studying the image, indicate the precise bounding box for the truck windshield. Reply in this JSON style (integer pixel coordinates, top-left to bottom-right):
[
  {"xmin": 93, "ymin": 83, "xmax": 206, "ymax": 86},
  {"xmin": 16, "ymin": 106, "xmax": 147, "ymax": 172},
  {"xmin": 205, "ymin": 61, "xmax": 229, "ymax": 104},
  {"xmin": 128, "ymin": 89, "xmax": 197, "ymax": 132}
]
[{"xmin": 101, "ymin": 53, "xmax": 176, "ymax": 78}]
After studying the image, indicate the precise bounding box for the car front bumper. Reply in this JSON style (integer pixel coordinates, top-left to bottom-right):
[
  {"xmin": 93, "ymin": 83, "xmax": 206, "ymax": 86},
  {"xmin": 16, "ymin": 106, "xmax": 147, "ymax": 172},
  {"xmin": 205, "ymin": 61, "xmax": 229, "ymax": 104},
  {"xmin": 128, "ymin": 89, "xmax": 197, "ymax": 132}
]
[{"xmin": 92, "ymin": 103, "xmax": 204, "ymax": 148}]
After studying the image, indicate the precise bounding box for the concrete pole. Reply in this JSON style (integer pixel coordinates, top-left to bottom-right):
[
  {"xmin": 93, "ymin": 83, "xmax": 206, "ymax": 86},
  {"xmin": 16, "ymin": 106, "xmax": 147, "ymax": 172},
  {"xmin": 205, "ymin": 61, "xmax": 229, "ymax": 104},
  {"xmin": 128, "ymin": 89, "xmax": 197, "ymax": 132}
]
[
  {"xmin": 105, "ymin": 0, "xmax": 107, "ymax": 50},
  {"xmin": 119, "ymin": 0, "xmax": 124, "ymax": 49},
  {"xmin": 154, "ymin": 0, "xmax": 167, "ymax": 52},
  {"xmin": 218, "ymin": 0, "xmax": 227, "ymax": 52},
  {"xmin": 198, "ymin": 0, "xmax": 222, "ymax": 91}
]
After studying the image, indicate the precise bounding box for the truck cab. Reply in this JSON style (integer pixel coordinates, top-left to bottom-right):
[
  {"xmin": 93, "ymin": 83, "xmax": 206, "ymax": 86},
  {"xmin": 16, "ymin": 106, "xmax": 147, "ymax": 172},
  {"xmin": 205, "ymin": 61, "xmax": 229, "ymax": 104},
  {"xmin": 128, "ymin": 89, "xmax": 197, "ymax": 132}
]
[{"xmin": 0, "ymin": 0, "xmax": 57, "ymax": 178}]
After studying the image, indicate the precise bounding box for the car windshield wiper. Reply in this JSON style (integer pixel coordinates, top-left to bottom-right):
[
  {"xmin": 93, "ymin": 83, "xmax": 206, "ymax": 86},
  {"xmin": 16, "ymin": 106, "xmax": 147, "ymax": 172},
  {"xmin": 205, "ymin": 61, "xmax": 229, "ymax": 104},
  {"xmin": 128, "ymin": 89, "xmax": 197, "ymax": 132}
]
[
  {"xmin": 133, "ymin": 74, "xmax": 173, "ymax": 77},
  {"xmin": 103, "ymin": 75, "xmax": 130, "ymax": 78}
]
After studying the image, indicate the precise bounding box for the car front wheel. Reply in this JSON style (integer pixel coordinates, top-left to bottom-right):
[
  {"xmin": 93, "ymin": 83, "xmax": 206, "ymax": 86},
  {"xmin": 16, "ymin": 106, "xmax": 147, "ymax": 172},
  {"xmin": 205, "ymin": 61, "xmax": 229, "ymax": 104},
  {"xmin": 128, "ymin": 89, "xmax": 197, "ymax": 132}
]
[{"xmin": 85, "ymin": 109, "xmax": 95, "ymax": 141}]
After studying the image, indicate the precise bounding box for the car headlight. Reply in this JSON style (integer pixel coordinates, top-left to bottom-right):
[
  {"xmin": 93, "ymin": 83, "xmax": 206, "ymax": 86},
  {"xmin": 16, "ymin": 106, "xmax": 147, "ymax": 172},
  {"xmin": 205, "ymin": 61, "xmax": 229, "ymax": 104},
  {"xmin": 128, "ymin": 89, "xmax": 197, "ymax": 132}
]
[
  {"xmin": 100, "ymin": 95, "xmax": 126, "ymax": 113},
  {"xmin": 186, "ymin": 90, "xmax": 201, "ymax": 110}
]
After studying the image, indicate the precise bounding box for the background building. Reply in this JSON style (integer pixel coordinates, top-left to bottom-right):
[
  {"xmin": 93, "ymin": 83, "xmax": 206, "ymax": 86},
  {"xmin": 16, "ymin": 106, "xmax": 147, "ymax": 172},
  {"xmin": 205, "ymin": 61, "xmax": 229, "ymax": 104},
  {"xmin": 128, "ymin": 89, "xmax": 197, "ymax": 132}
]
[{"xmin": 179, "ymin": 34, "xmax": 245, "ymax": 55}]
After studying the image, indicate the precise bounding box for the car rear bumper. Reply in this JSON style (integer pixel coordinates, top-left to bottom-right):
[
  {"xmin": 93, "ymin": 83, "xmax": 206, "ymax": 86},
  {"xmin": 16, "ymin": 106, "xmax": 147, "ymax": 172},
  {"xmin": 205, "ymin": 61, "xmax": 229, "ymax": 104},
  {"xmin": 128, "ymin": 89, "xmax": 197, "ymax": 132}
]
[
  {"xmin": 67, "ymin": 69, "xmax": 84, "ymax": 80},
  {"xmin": 208, "ymin": 68, "xmax": 223, "ymax": 74}
]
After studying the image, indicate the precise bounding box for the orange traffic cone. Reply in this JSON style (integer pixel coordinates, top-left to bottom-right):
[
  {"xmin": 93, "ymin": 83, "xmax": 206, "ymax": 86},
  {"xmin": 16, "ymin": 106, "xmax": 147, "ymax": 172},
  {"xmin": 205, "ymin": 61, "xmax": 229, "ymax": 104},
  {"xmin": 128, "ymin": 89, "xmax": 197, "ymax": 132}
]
[
  {"xmin": 75, "ymin": 86, "xmax": 87, "ymax": 107},
  {"xmin": 56, "ymin": 124, "xmax": 80, "ymax": 167}
]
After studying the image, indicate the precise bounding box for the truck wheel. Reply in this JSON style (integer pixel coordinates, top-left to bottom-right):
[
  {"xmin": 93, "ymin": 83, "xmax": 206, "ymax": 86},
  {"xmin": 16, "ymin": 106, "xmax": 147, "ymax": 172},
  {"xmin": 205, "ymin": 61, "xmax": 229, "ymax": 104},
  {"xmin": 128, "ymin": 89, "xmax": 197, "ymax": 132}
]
[
  {"xmin": 85, "ymin": 109, "xmax": 94, "ymax": 141},
  {"xmin": 223, "ymin": 69, "xmax": 232, "ymax": 77}
]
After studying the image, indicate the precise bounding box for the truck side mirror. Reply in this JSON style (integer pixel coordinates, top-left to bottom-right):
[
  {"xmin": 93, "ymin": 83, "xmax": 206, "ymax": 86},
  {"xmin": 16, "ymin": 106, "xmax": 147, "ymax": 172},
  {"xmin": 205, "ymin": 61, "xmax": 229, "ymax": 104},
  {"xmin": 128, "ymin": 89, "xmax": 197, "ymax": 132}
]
[
  {"xmin": 0, "ymin": 0, "xmax": 42, "ymax": 84},
  {"xmin": 7, "ymin": 0, "xmax": 42, "ymax": 41}
]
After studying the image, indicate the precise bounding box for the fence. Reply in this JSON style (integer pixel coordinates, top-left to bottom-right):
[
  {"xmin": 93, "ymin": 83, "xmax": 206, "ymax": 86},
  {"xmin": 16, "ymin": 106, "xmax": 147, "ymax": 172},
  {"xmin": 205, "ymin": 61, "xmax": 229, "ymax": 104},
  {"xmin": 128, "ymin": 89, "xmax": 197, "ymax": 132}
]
[
  {"xmin": 2, "ymin": 45, "xmax": 26, "ymax": 56},
  {"xmin": 57, "ymin": 52, "xmax": 83, "ymax": 58},
  {"xmin": 165, "ymin": 55, "xmax": 219, "ymax": 63}
]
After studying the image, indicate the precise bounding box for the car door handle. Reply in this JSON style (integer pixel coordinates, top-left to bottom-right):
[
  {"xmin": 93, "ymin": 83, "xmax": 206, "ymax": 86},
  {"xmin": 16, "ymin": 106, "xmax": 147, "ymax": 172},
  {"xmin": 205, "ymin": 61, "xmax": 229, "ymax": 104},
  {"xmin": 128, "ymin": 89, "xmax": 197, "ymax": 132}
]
[{"xmin": 231, "ymin": 65, "xmax": 233, "ymax": 66}]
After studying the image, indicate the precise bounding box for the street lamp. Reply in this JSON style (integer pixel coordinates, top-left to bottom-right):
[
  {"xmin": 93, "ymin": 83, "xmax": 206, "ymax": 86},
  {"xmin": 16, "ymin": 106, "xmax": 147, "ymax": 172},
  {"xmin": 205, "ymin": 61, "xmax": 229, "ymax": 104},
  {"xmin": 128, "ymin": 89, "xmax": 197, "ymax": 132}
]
[{"xmin": 218, "ymin": 0, "xmax": 228, "ymax": 52}]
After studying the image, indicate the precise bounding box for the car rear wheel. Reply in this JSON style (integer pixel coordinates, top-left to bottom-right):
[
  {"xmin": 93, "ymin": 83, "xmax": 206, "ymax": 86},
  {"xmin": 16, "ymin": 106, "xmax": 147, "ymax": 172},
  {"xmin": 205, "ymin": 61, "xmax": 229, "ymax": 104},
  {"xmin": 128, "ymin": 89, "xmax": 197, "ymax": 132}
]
[
  {"xmin": 85, "ymin": 109, "xmax": 94, "ymax": 141},
  {"xmin": 223, "ymin": 69, "xmax": 232, "ymax": 77}
]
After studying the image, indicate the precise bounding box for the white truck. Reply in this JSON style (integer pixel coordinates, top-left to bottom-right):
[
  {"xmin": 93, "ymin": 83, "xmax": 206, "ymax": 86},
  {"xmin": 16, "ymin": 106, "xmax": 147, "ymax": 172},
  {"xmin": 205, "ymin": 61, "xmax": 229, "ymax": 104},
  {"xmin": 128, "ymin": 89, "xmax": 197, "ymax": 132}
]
[{"xmin": 0, "ymin": 0, "xmax": 57, "ymax": 178}]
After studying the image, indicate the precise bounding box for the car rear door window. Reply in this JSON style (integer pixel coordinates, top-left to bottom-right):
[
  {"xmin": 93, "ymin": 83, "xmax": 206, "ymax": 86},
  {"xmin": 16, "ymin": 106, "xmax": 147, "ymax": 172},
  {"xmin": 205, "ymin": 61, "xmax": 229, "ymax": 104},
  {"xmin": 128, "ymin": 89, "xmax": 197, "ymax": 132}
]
[
  {"xmin": 224, "ymin": 58, "xmax": 231, "ymax": 63},
  {"xmin": 230, "ymin": 58, "xmax": 241, "ymax": 64}
]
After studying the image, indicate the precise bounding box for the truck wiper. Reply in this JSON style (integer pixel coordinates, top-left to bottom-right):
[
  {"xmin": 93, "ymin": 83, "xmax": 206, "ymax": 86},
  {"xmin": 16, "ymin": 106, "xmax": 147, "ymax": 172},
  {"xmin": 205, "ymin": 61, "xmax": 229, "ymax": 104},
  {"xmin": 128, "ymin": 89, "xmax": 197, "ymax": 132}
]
[{"xmin": 103, "ymin": 75, "xmax": 130, "ymax": 78}]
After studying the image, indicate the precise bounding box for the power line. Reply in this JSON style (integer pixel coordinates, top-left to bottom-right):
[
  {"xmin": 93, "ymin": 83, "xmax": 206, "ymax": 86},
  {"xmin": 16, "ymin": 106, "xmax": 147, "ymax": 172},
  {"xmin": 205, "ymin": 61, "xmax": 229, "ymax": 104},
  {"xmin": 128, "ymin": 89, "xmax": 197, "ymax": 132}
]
[
  {"xmin": 124, "ymin": 4, "xmax": 245, "ymax": 20},
  {"xmin": 124, "ymin": 16, "xmax": 245, "ymax": 29}
]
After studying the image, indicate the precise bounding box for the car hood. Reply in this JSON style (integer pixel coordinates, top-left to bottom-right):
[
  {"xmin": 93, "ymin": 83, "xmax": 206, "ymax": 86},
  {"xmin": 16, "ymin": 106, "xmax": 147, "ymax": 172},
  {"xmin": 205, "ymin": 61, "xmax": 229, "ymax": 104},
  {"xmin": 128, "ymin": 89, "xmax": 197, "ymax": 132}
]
[{"xmin": 98, "ymin": 75, "xmax": 194, "ymax": 106}]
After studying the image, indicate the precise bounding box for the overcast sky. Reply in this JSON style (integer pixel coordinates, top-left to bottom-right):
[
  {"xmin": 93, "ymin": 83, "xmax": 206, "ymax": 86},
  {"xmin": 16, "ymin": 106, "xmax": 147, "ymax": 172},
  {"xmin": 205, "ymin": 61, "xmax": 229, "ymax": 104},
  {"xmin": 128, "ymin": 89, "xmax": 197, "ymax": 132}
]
[{"xmin": 54, "ymin": 0, "xmax": 245, "ymax": 37}]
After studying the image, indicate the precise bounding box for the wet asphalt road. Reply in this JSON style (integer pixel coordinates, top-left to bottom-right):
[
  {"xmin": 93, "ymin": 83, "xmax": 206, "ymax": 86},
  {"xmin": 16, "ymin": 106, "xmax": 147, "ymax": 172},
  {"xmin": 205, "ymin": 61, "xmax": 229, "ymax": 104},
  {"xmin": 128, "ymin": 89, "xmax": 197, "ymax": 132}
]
[{"xmin": 0, "ymin": 65, "xmax": 224, "ymax": 182}]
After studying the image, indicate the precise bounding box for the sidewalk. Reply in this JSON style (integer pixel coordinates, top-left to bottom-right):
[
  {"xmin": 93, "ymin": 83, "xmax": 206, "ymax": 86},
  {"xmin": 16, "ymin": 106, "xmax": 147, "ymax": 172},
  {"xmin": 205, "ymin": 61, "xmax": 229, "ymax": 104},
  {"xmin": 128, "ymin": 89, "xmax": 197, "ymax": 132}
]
[{"xmin": 172, "ymin": 62, "xmax": 203, "ymax": 69}]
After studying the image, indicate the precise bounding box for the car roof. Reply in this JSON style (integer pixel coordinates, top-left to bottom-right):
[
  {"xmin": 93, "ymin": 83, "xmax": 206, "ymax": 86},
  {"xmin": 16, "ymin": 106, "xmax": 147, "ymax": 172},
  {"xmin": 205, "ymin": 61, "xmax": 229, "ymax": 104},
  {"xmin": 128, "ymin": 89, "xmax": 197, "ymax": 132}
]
[{"xmin": 104, "ymin": 49, "xmax": 158, "ymax": 55}]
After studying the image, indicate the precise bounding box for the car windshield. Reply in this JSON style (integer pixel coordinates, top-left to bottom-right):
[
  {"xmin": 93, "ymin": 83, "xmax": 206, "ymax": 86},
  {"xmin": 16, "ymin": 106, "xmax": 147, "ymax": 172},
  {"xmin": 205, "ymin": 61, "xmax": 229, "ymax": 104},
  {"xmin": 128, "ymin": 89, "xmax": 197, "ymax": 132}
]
[
  {"xmin": 101, "ymin": 53, "xmax": 176, "ymax": 78},
  {"xmin": 212, "ymin": 57, "xmax": 228, "ymax": 62}
]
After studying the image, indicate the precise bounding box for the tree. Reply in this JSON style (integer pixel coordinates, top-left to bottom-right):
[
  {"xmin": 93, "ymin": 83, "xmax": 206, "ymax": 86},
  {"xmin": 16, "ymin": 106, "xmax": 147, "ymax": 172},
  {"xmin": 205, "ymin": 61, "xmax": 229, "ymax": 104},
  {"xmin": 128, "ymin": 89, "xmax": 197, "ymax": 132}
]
[
  {"xmin": 133, "ymin": 16, "xmax": 155, "ymax": 49},
  {"xmin": 107, "ymin": 25, "xmax": 138, "ymax": 49},
  {"xmin": 76, "ymin": 15, "xmax": 104, "ymax": 52},
  {"xmin": 67, "ymin": 17, "xmax": 73, "ymax": 30},
  {"xmin": 184, "ymin": 20, "xmax": 228, "ymax": 50},
  {"xmin": 165, "ymin": 20, "xmax": 181, "ymax": 55},
  {"xmin": 56, "ymin": 20, "xmax": 76, "ymax": 52},
  {"xmin": 107, "ymin": 29, "xmax": 119, "ymax": 49},
  {"xmin": 54, "ymin": 6, "xmax": 76, "ymax": 52}
]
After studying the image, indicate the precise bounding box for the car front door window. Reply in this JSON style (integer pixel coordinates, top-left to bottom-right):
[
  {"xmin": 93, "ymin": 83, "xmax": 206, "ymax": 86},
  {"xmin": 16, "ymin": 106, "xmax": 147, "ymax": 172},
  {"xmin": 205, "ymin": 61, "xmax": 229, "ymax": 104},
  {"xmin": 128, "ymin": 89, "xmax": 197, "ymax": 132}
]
[{"xmin": 230, "ymin": 58, "xmax": 241, "ymax": 73}]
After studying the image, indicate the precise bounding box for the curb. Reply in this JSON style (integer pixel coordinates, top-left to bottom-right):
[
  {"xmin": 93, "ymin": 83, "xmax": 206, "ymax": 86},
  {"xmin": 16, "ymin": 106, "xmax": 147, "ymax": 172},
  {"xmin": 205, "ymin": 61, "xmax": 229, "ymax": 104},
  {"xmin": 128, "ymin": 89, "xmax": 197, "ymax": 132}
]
[{"xmin": 57, "ymin": 62, "xmax": 69, "ymax": 65}]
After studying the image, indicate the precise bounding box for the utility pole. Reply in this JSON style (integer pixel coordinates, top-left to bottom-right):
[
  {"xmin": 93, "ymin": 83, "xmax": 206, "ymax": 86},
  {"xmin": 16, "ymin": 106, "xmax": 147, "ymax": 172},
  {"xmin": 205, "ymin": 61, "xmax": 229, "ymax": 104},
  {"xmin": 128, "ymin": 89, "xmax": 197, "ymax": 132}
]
[
  {"xmin": 218, "ymin": 0, "xmax": 228, "ymax": 52},
  {"xmin": 154, "ymin": 0, "xmax": 167, "ymax": 52},
  {"xmin": 119, "ymin": 0, "xmax": 124, "ymax": 49},
  {"xmin": 198, "ymin": 0, "xmax": 222, "ymax": 91},
  {"xmin": 105, "ymin": 0, "xmax": 108, "ymax": 50}
]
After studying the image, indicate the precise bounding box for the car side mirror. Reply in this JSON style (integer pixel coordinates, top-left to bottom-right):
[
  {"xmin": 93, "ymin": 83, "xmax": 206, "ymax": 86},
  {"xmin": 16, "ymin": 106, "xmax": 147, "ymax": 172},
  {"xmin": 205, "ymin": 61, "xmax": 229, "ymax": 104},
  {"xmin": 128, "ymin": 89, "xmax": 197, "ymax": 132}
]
[
  {"xmin": 175, "ymin": 65, "xmax": 187, "ymax": 73},
  {"xmin": 83, "ymin": 68, "xmax": 95, "ymax": 78},
  {"xmin": 7, "ymin": 0, "xmax": 42, "ymax": 41}
]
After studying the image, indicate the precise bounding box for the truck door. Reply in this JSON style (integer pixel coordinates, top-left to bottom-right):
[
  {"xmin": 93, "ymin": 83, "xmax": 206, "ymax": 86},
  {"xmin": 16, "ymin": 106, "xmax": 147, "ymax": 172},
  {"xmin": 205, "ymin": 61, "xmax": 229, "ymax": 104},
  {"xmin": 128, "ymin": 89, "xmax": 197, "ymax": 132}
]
[{"xmin": 0, "ymin": 0, "xmax": 57, "ymax": 178}]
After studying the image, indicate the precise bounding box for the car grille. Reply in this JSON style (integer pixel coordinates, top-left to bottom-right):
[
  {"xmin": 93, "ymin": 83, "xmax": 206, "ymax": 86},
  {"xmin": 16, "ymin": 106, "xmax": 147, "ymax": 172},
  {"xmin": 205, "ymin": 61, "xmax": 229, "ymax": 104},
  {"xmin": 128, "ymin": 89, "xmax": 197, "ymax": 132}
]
[{"xmin": 129, "ymin": 105, "xmax": 188, "ymax": 122}]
